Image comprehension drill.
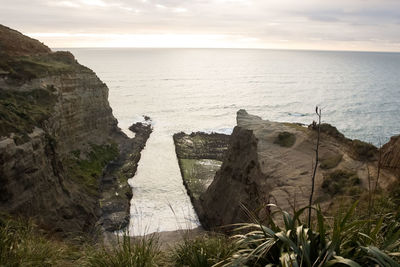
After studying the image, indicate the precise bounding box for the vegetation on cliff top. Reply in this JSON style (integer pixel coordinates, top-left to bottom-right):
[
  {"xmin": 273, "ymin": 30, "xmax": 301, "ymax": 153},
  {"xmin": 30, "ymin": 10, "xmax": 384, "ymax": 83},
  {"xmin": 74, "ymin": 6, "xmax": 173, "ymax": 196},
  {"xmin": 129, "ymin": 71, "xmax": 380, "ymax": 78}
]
[
  {"xmin": 322, "ymin": 169, "xmax": 361, "ymax": 196},
  {"xmin": 0, "ymin": 52, "xmax": 91, "ymax": 82},
  {"xmin": 274, "ymin": 131, "xmax": 296, "ymax": 147},
  {"xmin": 0, "ymin": 24, "xmax": 50, "ymax": 56},
  {"xmin": 0, "ymin": 25, "xmax": 90, "ymax": 82},
  {"xmin": 0, "ymin": 88, "xmax": 57, "ymax": 141}
]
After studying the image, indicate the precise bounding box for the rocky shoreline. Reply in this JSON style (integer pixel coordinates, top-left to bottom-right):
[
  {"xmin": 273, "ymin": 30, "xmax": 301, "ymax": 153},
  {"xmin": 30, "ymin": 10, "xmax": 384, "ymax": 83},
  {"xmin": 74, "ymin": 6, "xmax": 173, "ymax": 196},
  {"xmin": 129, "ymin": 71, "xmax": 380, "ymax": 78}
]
[{"xmin": 99, "ymin": 118, "xmax": 152, "ymax": 232}]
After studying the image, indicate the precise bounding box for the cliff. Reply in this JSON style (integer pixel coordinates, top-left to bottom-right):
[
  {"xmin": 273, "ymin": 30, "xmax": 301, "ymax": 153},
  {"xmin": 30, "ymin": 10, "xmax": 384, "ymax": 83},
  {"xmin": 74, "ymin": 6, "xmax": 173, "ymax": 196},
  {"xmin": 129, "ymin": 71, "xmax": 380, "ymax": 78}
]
[
  {"xmin": 199, "ymin": 126, "xmax": 267, "ymax": 229},
  {"xmin": 0, "ymin": 25, "xmax": 139, "ymax": 235},
  {"xmin": 195, "ymin": 110, "xmax": 397, "ymax": 229},
  {"xmin": 381, "ymin": 135, "xmax": 400, "ymax": 178}
]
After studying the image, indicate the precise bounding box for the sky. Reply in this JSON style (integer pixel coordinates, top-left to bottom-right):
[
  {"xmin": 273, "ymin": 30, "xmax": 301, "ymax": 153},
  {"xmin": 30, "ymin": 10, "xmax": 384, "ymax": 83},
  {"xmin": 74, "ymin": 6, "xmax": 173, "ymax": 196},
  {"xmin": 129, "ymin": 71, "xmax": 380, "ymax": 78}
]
[{"xmin": 1, "ymin": 0, "xmax": 400, "ymax": 51}]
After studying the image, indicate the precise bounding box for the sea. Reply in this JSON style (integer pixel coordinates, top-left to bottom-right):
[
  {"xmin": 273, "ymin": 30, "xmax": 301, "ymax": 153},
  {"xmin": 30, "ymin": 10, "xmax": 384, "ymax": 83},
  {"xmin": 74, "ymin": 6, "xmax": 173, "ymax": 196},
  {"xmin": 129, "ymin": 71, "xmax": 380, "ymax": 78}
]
[{"xmin": 67, "ymin": 48, "xmax": 400, "ymax": 235}]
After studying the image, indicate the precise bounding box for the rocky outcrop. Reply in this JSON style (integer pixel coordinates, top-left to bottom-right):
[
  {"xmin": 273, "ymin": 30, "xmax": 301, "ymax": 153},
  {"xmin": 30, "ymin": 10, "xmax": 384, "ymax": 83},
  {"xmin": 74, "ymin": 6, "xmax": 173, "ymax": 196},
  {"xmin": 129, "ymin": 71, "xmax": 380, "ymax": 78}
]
[
  {"xmin": 196, "ymin": 110, "xmax": 396, "ymax": 229},
  {"xmin": 100, "ymin": 120, "xmax": 152, "ymax": 231},
  {"xmin": 174, "ymin": 132, "xmax": 230, "ymax": 161},
  {"xmin": 0, "ymin": 25, "xmax": 138, "ymax": 236},
  {"xmin": 199, "ymin": 126, "xmax": 267, "ymax": 230},
  {"xmin": 173, "ymin": 132, "xmax": 230, "ymax": 217},
  {"xmin": 381, "ymin": 135, "xmax": 400, "ymax": 178}
]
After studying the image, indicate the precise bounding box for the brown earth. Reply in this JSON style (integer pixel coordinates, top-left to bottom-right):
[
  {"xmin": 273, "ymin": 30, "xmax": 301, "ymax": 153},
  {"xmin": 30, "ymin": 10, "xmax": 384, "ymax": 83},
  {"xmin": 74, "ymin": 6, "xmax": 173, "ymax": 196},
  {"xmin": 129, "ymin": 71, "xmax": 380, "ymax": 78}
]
[
  {"xmin": 0, "ymin": 25, "xmax": 51, "ymax": 56},
  {"xmin": 198, "ymin": 110, "xmax": 397, "ymax": 229},
  {"xmin": 381, "ymin": 135, "xmax": 400, "ymax": 178}
]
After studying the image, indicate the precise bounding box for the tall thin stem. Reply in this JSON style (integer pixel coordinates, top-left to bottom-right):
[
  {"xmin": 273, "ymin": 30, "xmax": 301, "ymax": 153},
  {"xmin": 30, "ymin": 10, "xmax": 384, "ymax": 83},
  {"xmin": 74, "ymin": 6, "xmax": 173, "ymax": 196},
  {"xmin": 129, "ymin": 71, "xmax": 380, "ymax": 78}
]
[
  {"xmin": 308, "ymin": 107, "xmax": 321, "ymax": 228},
  {"xmin": 371, "ymin": 140, "xmax": 382, "ymax": 211}
]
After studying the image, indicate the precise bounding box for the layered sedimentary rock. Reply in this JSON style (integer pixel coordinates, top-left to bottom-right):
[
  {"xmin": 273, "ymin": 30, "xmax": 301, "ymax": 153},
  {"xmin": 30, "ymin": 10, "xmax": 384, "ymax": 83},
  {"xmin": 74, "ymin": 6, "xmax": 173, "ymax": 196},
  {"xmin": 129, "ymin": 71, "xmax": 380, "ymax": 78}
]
[
  {"xmin": 0, "ymin": 24, "xmax": 142, "ymax": 235},
  {"xmin": 199, "ymin": 126, "xmax": 267, "ymax": 229},
  {"xmin": 381, "ymin": 135, "xmax": 400, "ymax": 178},
  {"xmin": 195, "ymin": 110, "xmax": 396, "ymax": 229}
]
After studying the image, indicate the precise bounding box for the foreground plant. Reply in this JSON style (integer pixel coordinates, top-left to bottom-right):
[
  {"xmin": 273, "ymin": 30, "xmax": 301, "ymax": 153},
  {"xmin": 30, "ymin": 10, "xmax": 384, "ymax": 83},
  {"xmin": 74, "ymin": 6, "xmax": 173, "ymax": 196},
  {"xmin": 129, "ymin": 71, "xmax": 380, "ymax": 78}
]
[
  {"xmin": 84, "ymin": 233, "xmax": 161, "ymax": 267},
  {"xmin": 0, "ymin": 215, "xmax": 67, "ymax": 266},
  {"xmin": 171, "ymin": 233, "xmax": 236, "ymax": 267},
  {"xmin": 219, "ymin": 203, "xmax": 400, "ymax": 266}
]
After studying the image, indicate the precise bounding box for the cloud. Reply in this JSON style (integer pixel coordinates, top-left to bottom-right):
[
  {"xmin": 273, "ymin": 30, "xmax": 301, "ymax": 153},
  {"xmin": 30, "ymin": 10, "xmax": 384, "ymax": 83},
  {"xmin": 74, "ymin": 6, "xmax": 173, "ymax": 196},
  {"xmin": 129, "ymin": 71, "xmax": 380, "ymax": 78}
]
[{"xmin": 1, "ymin": 0, "xmax": 400, "ymax": 51}]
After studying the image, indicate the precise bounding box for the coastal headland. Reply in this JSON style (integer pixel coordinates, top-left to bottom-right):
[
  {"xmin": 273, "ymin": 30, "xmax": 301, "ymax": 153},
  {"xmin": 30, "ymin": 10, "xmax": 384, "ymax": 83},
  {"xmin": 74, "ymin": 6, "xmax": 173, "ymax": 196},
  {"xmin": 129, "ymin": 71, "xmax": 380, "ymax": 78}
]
[
  {"xmin": 1, "ymin": 24, "xmax": 400, "ymax": 265},
  {"xmin": 0, "ymin": 24, "xmax": 151, "ymax": 237},
  {"xmin": 174, "ymin": 109, "xmax": 399, "ymax": 230}
]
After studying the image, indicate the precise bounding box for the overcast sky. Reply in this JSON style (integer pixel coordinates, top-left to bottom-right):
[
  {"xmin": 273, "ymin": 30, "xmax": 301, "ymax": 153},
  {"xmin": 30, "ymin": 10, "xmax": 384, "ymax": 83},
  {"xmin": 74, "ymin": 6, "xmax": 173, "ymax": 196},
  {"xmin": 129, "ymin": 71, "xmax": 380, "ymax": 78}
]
[{"xmin": 2, "ymin": 0, "xmax": 400, "ymax": 51}]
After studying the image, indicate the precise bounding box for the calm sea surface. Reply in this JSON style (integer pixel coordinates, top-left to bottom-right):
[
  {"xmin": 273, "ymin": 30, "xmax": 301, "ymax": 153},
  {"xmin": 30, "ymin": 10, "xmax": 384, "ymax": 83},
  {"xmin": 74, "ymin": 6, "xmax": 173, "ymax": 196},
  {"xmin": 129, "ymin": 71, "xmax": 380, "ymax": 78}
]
[{"xmin": 67, "ymin": 48, "xmax": 400, "ymax": 234}]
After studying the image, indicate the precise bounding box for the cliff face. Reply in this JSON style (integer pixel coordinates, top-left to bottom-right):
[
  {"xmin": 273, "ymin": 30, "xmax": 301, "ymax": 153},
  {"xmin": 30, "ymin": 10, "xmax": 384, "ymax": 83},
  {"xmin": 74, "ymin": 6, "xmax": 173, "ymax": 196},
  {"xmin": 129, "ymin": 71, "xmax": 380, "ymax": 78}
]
[
  {"xmin": 199, "ymin": 126, "xmax": 267, "ymax": 229},
  {"xmin": 198, "ymin": 110, "xmax": 396, "ymax": 229},
  {"xmin": 381, "ymin": 135, "xmax": 400, "ymax": 178},
  {"xmin": 0, "ymin": 25, "xmax": 126, "ymax": 234}
]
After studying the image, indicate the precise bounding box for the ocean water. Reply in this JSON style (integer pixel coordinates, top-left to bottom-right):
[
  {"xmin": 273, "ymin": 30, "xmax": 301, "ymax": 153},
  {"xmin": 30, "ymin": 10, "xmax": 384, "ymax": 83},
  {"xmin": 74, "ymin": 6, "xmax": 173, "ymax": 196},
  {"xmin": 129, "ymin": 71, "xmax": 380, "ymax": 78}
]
[{"xmin": 68, "ymin": 48, "xmax": 400, "ymax": 234}]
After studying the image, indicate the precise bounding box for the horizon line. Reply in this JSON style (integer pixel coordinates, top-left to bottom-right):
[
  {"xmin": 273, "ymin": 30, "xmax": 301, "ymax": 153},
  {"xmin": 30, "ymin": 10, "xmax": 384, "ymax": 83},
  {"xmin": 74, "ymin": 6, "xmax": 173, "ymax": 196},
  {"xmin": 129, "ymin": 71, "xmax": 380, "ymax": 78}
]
[{"xmin": 53, "ymin": 46, "xmax": 400, "ymax": 54}]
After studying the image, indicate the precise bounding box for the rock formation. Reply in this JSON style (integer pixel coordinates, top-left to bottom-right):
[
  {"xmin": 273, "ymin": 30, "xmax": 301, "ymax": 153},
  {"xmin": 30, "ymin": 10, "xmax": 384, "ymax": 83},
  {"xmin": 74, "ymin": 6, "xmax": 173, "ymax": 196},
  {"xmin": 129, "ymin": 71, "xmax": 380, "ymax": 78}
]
[
  {"xmin": 187, "ymin": 110, "xmax": 397, "ymax": 230},
  {"xmin": 100, "ymin": 120, "xmax": 152, "ymax": 231},
  {"xmin": 0, "ymin": 24, "xmax": 148, "ymax": 236},
  {"xmin": 173, "ymin": 132, "xmax": 230, "ymax": 217},
  {"xmin": 199, "ymin": 126, "xmax": 267, "ymax": 230},
  {"xmin": 381, "ymin": 135, "xmax": 400, "ymax": 178}
]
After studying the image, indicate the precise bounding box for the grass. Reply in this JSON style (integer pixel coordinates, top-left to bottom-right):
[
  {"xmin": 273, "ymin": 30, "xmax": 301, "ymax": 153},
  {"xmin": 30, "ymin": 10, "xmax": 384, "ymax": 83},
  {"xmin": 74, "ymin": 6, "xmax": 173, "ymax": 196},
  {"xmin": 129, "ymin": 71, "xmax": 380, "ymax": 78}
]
[
  {"xmin": 0, "ymin": 214, "xmax": 68, "ymax": 266},
  {"xmin": 351, "ymin": 139, "xmax": 377, "ymax": 160},
  {"xmin": 0, "ymin": 88, "xmax": 57, "ymax": 140},
  {"xmin": 0, "ymin": 214, "xmax": 162, "ymax": 267},
  {"xmin": 320, "ymin": 154, "xmax": 343, "ymax": 169},
  {"xmin": 84, "ymin": 234, "xmax": 161, "ymax": 267},
  {"xmin": 0, "ymin": 52, "xmax": 89, "ymax": 81},
  {"xmin": 274, "ymin": 131, "xmax": 296, "ymax": 147},
  {"xmin": 1, "ymin": 198, "xmax": 399, "ymax": 266},
  {"xmin": 321, "ymin": 169, "xmax": 361, "ymax": 196},
  {"xmin": 170, "ymin": 233, "xmax": 236, "ymax": 267},
  {"xmin": 318, "ymin": 123, "xmax": 346, "ymax": 140},
  {"xmin": 65, "ymin": 143, "xmax": 119, "ymax": 196},
  {"xmin": 0, "ymin": 214, "xmax": 234, "ymax": 267}
]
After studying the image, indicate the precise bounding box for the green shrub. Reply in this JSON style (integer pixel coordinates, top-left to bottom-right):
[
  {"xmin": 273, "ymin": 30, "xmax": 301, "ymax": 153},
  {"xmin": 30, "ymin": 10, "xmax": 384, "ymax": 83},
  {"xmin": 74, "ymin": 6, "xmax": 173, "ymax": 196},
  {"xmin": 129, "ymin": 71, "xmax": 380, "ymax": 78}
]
[
  {"xmin": 318, "ymin": 123, "xmax": 346, "ymax": 140},
  {"xmin": 274, "ymin": 131, "xmax": 296, "ymax": 147},
  {"xmin": 352, "ymin": 139, "xmax": 377, "ymax": 160},
  {"xmin": 84, "ymin": 234, "xmax": 160, "ymax": 267},
  {"xmin": 320, "ymin": 154, "xmax": 342, "ymax": 169},
  {"xmin": 322, "ymin": 169, "xmax": 361, "ymax": 196},
  {"xmin": 0, "ymin": 52, "xmax": 86, "ymax": 81},
  {"xmin": 171, "ymin": 233, "xmax": 236, "ymax": 267},
  {"xmin": 65, "ymin": 143, "xmax": 119, "ymax": 196},
  {"xmin": 221, "ymin": 203, "xmax": 400, "ymax": 266}
]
